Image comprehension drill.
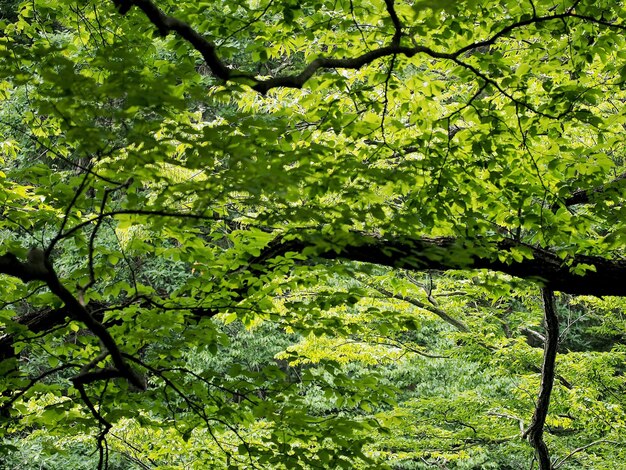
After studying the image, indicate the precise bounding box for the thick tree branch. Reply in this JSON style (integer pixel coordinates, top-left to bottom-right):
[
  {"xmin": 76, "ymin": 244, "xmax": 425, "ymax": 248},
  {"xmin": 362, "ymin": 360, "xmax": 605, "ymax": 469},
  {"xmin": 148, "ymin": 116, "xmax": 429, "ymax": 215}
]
[
  {"xmin": 0, "ymin": 250, "xmax": 146, "ymax": 390},
  {"xmin": 110, "ymin": 1, "xmax": 626, "ymax": 94},
  {"xmin": 111, "ymin": 0, "xmax": 444, "ymax": 94},
  {"xmin": 0, "ymin": 252, "xmax": 46, "ymax": 283},
  {"xmin": 44, "ymin": 268, "xmax": 146, "ymax": 389},
  {"xmin": 384, "ymin": 0, "xmax": 403, "ymax": 45},
  {"xmin": 561, "ymin": 172, "xmax": 626, "ymax": 208},
  {"xmin": 3, "ymin": 230, "xmax": 626, "ymax": 369},
  {"xmin": 116, "ymin": 0, "xmax": 232, "ymax": 78},
  {"xmin": 523, "ymin": 289, "xmax": 559, "ymax": 470},
  {"xmin": 257, "ymin": 234, "xmax": 626, "ymax": 297}
]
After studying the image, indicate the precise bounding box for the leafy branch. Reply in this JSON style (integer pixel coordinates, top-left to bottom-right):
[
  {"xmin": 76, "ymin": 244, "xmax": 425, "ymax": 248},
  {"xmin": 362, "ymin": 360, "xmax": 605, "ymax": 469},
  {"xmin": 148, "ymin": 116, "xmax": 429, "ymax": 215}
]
[
  {"xmin": 111, "ymin": 0, "xmax": 626, "ymax": 98},
  {"xmin": 252, "ymin": 233, "xmax": 626, "ymax": 297},
  {"xmin": 366, "ymin": 282, "xmax": 469, "ymax": 332},
  {"xmin": 0, "ymin": 251, "xmax": 146, "ymax": 390}
]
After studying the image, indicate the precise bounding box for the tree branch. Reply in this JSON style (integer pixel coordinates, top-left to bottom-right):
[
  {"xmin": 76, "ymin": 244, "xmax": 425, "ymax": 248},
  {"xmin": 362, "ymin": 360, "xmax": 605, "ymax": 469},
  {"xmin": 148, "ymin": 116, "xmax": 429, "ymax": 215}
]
[
  {"xmin": 523, "ymin": 289, "xmax": 559, "ymax": 470},
  {"xmin": 110, "ymin": 1, "xmax": 626, "ymax": 95},
  {"xmin": 0, "ymin": 252, "xmax": 46, "ymax": 283},
  {"xmin": 553, "ymin": 439, "xmax": 621, "ymax": 469},
  {"xmin": 0, "ymin": 364, "xmax": 78, "ymax": 413},
  {"xmin": 0, "ymin": 251, "xmax": 146, "ymax": 390},
  {"xmin": 72, "ymin": 378, "xmax": 112, "ymax": 470},
  {"xmin": 368, "ymin": 283, "xmax": 470, "ymax": 332},
  {"xmin": 561, "ymin": 172, "xmax": 626, "ymax": 208},
  {"xmin": 384, "ymin": 0, "xmax": 403, "ymax": 45},
  {"xmin": 520, "ymin": 327, "xmax": 546, "ymax": 347},
  {"xmin": 45, "ymin": 266, "xmax": 146, "ymax": 390},
  {"xmin": 255, "ymin": 234, "xmax": 626, "ymax": 297}
]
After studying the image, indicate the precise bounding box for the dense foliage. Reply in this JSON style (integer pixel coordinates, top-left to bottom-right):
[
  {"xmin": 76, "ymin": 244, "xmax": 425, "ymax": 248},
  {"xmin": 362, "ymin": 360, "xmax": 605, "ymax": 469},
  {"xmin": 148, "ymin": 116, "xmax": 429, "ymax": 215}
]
[{"xmin": 2, "ymin": 0, "xmax": 626, "ymax": 468}]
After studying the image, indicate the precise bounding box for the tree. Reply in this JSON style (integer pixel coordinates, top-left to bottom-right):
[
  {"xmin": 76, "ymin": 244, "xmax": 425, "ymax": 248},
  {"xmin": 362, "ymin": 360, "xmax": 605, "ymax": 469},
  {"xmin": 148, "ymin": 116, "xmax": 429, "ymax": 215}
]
[{"xmin": 1, "ymin": 0, "xmax": 626, "ymax": 468}]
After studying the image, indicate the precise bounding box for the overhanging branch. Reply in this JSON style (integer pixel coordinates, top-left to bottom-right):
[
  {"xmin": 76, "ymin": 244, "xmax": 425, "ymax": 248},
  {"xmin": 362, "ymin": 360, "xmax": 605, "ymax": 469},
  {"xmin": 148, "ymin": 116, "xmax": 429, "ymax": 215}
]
[
  {"xmin": 110, "ymin": 1, "xmax": 626, "ymax": 94},
  {"xmin": 254, "ymin": 234, "xmax": 626, "ymax": 297},
  {"xmin": 562, "ymin": 172, "xmax": 626, "ymax": 208},
  {"xmin": 0, "ymin": 250, "xmax": 146, "ymax": 390}
]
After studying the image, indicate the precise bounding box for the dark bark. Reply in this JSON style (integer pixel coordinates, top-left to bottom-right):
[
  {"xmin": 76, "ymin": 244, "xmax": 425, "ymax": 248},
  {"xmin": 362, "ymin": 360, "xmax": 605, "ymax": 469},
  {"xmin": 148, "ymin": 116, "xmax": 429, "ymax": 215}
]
[
  {"xmin": 111, "ymin": 0, "xmax": 626, "ymax": 95},
  {"xmin": 2, "ymin": 232, "xmax": 625, "ymax": 366},
  {"xmin": 0, "ymin": 252, "xmax": 145, "ymax": 390},
  {"xmin": 257, "ymin": 234, "xmax": 626, "ymax": 297},
  {"xmin": 562, "ymin": 172, "xmax": 626, "ymax": 208},
  {"xmin": 524, "ymin": 289, "xmax": 559, "ymax": 470},
  {"xmin": 0, "ymin": 306, "xmax": 69, "ymax": 360}
]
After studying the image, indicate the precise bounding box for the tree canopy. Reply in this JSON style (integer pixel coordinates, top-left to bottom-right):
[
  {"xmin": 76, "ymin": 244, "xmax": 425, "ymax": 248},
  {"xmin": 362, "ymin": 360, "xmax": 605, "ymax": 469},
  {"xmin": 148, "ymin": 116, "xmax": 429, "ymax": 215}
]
[{"xmin": 2, "ymin": 0, "xmax": 626, "ymax": 468}]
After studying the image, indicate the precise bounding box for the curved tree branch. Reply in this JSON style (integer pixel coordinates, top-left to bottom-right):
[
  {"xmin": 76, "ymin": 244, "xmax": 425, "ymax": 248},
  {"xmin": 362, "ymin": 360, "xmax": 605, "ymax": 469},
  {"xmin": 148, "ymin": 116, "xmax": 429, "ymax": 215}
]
[
  {"xmin": 3, "ymin": 230, "xmax": 626, "ymax": 373},
  {"xmin": 523, "ymin": 289, "xmax": 559, "ymax": 470},
  {"xmin": 111, "ymin": 1, "xmax": 626, "ymax": 95},
  {"xmin": 554, "ymin": 439, "xmax": 622, "ymax": 469},
  {"xmin": 0, "ymin": 251, "xmax": 146, "ymax": 390},
  {"xmin": 254, "ymin": 234, "xmax": 626, "ymax": 297},
  {"xmin": 367, "ymin": 283, "xmax": 470, "ymax": 332},
  {"xmin": 561, "ymin": 172, "xmax": 626, "ymax": 208},
  {"xmin": 72, "ymin": 377, "xmax": 113, "ymax": 470}
]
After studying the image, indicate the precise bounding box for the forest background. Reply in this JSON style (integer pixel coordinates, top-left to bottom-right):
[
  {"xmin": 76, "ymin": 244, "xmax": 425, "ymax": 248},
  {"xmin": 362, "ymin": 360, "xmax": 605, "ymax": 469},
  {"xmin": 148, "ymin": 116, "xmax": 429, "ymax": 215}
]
[{"xmin": 2, "ymin": 0, "xmax": 626, "ymax": 469}]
